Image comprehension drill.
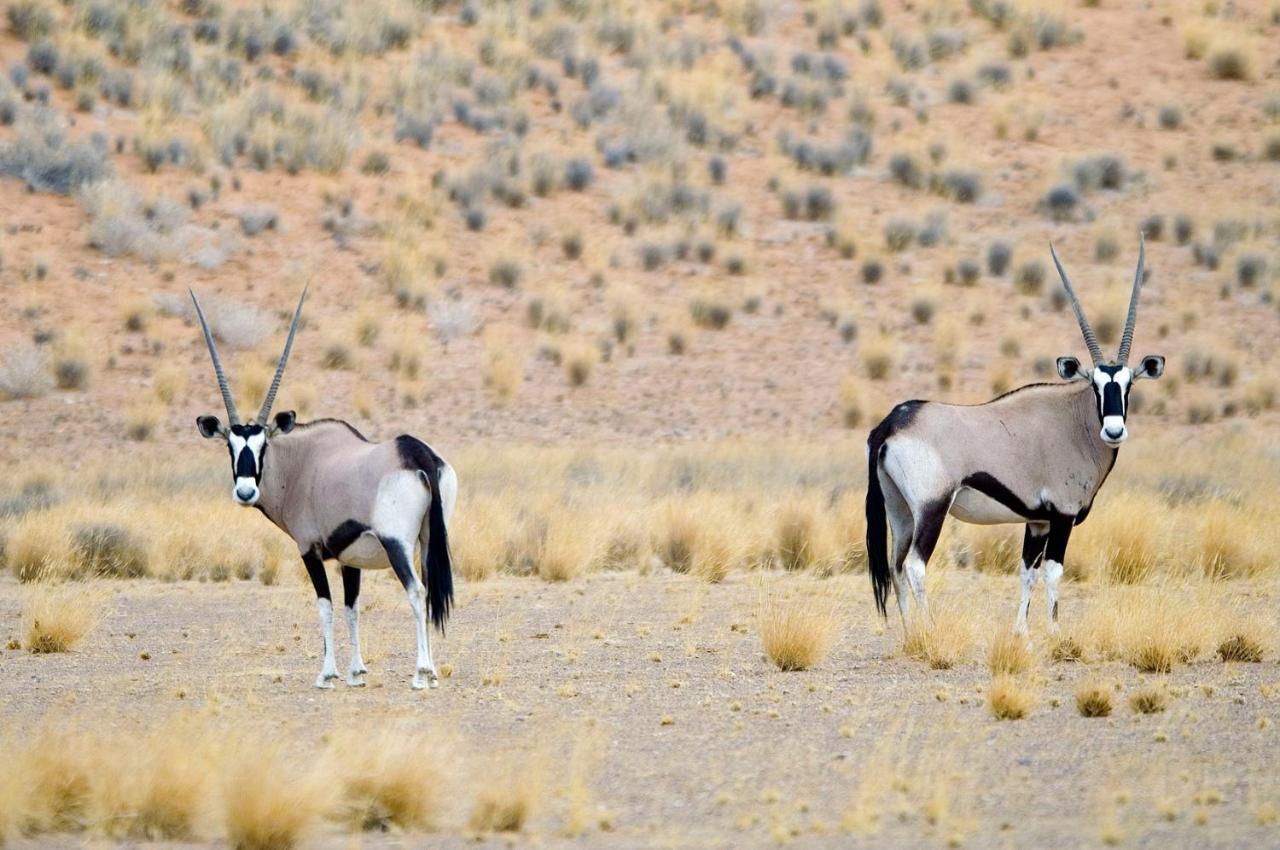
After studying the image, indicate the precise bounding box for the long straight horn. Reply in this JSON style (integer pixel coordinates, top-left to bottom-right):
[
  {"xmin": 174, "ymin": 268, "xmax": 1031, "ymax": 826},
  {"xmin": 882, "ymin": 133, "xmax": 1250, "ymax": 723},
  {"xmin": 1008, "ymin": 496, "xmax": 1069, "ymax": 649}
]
[
  {"xmin": 1049, "ymin": 243, "xmax": 1105, "ymax": 366},
  {"xmin": 256, "ymin": 284, "xmax": 308, "ymax": 425},
  {"xmin": 1116, "ymin": 233, "xmax": 1146, "ymax": 366},
  {"xmin": 189, "ymin": 289, "xmax": 240, "ymax": 425}
]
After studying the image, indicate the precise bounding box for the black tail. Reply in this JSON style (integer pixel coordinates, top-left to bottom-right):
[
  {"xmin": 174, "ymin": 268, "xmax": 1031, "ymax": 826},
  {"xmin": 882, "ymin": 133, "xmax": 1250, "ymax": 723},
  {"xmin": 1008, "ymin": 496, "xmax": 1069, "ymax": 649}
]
[
  {"xmin": 423, "ymin": 462, "xmax": 454, "ymax": 632},
  {"xmin": 866, "ymin": 427, "xmax": 891, "ymax": 619},
  {"xmin": 397, "ymin": 436, "xmax": 454, "ymax": 632}
]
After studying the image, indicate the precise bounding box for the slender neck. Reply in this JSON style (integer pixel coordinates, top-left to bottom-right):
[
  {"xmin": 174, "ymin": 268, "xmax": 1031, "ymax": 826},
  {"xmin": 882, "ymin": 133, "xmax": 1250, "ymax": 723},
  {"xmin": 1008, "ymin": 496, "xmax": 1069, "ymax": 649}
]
[
  {"xmin": 1067, "ymin": 381, "xmax": 1118, "ymax": 465},
  {"xmin": 255, "ymin": 432, "xmax": 306, "ymax": 531}
]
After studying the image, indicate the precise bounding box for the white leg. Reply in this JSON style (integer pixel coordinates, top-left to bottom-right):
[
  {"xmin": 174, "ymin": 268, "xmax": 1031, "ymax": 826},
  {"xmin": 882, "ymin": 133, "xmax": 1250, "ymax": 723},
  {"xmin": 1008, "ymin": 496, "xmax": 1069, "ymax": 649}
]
[
  {"xmin": 1015, "ymin": 562, "xmax": 1037, "ymax": 635},
  {"xmin": 346, "ymin": 603, "xmax": 367, "ymax": 686},
  {"xmin": 407, "ymin": 582, "xmax": 438, "ymax": 690},
  {"xmin": 1043, "ymin": 559, "xmax": 1064, "ymax": 634},
  {"xmin": 904, "ymin": 552, "xmax": 928, "ymax": 621},
  {"xmin": 315, "ymin": 598, "xmax": 338, "ymax": 689},
  {"xmin": 893, "ymin": 569, "xmax": 911, "ymax": 632}
]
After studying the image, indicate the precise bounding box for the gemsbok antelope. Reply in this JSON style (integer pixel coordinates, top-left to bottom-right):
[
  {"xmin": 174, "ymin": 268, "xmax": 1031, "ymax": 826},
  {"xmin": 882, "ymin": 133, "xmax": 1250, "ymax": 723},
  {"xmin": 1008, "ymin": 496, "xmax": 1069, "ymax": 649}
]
[
  {"xmin": 190, "ymin": 287, "xmax": 457, "ymax": 689},
  {"xmin": 866, "ymin": 236, "xmax": 1164, "ymax": 634}
]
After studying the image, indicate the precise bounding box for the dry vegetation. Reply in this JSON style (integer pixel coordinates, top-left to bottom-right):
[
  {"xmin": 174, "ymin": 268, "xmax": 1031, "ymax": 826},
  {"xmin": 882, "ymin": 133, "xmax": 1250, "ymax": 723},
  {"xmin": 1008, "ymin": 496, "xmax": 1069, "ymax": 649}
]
[{"xmin": 0, "ymin": 0, "xmax": 1278, "ymax": 846}]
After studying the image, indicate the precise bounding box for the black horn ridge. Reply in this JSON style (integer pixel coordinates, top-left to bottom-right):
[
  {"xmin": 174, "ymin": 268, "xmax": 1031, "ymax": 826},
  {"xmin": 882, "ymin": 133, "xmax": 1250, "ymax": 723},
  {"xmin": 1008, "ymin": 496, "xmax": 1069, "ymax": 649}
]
[
  {"xmin": 257, "ymin": 284, "xmax": 308, "ymax": 425},
  {"xmin": 189, "ymin": 289, "xmax": 240, "ymax": 425},
  {"xmin": 1116, "ymin": 233, "xmax": 1145, "ymax": 366},
  {"xmin": 1049, "ymin": 243, "xmax": 1105, "ymax": 367}
]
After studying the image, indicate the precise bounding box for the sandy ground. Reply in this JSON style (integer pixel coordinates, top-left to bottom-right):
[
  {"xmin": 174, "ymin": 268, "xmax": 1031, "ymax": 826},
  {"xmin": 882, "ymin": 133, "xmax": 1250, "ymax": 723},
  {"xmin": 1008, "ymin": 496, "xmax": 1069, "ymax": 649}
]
[{"xmin": 2, "ymin": 569, "xmax": 1278, "ymax": 849}]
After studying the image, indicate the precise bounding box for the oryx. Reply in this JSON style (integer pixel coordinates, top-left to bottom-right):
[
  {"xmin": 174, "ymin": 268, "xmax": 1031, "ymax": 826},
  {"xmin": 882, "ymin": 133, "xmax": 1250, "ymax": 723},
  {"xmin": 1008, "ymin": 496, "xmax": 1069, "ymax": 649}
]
[
  {"xmin": 190, "ymin": 287, "xmax": 457, "ymax": 689},
  {"xmin": 866, "ymin": 236, "xmax": 1164, "ymax": 634}
]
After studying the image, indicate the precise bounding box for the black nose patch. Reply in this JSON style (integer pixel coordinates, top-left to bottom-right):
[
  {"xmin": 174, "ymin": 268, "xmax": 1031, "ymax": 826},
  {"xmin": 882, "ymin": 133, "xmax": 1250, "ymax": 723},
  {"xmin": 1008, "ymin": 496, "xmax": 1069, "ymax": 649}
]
[
  {"xmin": 1101, "ymin": 380, "xmax": 1124, "ymax": 417},
  {"xmin": 236, "ymin": 446, "xmax": 258, "ymax": 478}
]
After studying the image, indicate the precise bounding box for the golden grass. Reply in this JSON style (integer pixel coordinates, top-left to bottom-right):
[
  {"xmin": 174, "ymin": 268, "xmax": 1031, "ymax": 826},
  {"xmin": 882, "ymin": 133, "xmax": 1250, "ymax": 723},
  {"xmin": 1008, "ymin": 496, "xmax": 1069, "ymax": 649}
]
[
  {"xmin": 903, "ymin": 607, "xmax": 974, "ymax": 670},
  {"xmin": 483, "ymin": 327, "xmax": 524, "ymax": 405},
  {"xmin": 337, "ymin": 726, "xmax": 446, "ymax": 832},
  {"xmin": 22, "ymin": 584, "xmax": 95, "ymax": 653},
  {"xmin": 759, "ymin": 593, "xmax": 841, "ymax": 671},
  {"xmin": 221, "ymin": 736, "xmax": 334, "ymax": 850},
  {"xmin": 988, "ymin": 675, "xmax": 1035, "ymax": 720},
  {"xmin": 1075, "ymin": 679, "xmax": 1115, "ymax": 717},
  {"xmin": 469, "ymin": 760, "xmax": 539, "ymax": 833},
  {"xmin": 92, "ymin": 717, "xmax": 209, "ymax": 840},
  {"xmin": 1128, "ymin": 684, "xmax": 1168, "ymax": 715},
  {"xmin": 987, "ymin": 629, "xmax": 1033, "ymax": 676}
]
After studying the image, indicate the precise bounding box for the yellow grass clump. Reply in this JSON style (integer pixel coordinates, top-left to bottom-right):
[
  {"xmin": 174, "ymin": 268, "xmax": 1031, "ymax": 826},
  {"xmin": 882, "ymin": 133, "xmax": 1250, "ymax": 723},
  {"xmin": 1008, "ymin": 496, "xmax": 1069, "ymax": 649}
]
[
  {"xmin": 652, "ymin": 496, "xmax": 745, "ymax": 583},
  {"xmin": 22, "ymin": 584, "xmax": 95, "ymax": 653},
  {"xmin": 774, "ymin": 497, "xmax": 842, "ymax": 573},
  {"xmin": 1075, "ymin": 679, "xmax": 1115, "ymax": 717},
  {"xmin": 469, "ymin": 759, "xmax": 540, "ymax": 834},
  {"xmin": 534, "ymin": 513, "xmax": 602, "ymax": 582},
  {"xmin": 1128, "ymin": 684, "xmax": 1168, "ymax": 715},
  {"xmin": 337, "ymin": 727, "xmax": 446, "ymax": 832},
  {"xmin": 903, "ymin": 607, "xmax": 974, "ymax": 670},
  {"xmin": 451, "ymin": 496, "xmax": 508, "ymax": 581},
  {"xmin": 987, "ymin": 629, "xmax": 1033, "ymax": 676},
  {"xmin": 988, "ymin": 675, "xmax": 1035, "ymax": 720},
  {"xmin": 92, "ymin": 717, "xmax": 209, "ymax": 840},
  {"xmin": 759, "ymin": 593, "xmax": 841, "ymax": 671},
  {"xmin": 221, "ymin": 737, "xmax": 334, "ymax": 850}
]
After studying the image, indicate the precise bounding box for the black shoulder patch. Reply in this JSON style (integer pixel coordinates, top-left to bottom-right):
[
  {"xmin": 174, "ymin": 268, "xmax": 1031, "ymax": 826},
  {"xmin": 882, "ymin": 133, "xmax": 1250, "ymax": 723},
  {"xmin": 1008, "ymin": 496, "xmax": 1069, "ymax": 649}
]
[
  {"xmin": 395, "ymin": 434, "xmax": 444, "ymax": 475},
  {"xmin": 322, "ymin": 520, "xmax": 370, "ymax": 560},
  {"xmin": 868, "ymin": 399, "xmax": 926, "ymax": 447}
]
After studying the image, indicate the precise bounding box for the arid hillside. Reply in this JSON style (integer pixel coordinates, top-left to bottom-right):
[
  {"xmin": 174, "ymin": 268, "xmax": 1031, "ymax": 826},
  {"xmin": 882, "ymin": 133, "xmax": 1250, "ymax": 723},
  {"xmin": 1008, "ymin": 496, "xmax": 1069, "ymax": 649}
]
[{"xmin": 0, "ymin": 0, "xmax": 1276, "ymax": 458}]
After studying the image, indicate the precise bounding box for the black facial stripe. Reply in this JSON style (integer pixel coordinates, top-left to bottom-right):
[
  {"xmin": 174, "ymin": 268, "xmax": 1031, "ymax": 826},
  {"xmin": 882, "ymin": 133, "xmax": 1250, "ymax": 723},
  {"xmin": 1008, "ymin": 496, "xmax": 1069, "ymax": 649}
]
[
  {"xmin": 235, "ymin": 445, "xmax": 258, "ymax": 479},
  {"xmin": 1101, "ymin": 381, "xmax": 1124, "ymax": 418}
]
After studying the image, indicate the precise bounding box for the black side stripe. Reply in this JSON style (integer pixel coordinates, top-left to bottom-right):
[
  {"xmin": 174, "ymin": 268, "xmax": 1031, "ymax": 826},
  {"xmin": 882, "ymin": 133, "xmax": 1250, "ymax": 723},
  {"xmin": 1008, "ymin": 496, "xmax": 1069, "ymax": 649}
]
[
  {"xmin": 320, "ymin": 520, "xmax": 370, "ymax": 560},
  {"xmin": 960, "ymin": 472, "xmax": 1059, "ymax": 522}
]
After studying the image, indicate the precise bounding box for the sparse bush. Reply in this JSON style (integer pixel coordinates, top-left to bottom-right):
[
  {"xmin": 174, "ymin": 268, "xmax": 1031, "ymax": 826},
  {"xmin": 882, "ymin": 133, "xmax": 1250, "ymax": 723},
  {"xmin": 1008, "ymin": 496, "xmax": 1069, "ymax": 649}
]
[
  {"xmin": 0, "ymin": 345, "xmax": 52, "ymax": 400},
  {"xmin": 1043, "ymin": 185, "xmax": 1079, "ymax": 221},
  {"xmin": 1237, "ymin": 255, "xmax": 1267, "ymax": 289},
  {"xmin": 1072, "ymin": 154, "xmax": 1127, "ymax": 192},
  {"xmin": 910, "ymin": 297, "xmax": 935, "ymax": 324},
  {"xmin": 321, "ymin": 342, "xmax": 353, "ymax": 370},
  {"xmin": 883, "ymin": 218, "xmax": 916, "ymax": 252},
  {"xmin": 1206, "ymin": 43, "xmax": 1251, "ymax": 81},
  {"xmin": 1014, "ymin": 260, "xmax": 1045, "ymax": 294},
  {"xmin": 888, "ymin": 151, "xmax": 924, "ymax": 189},
  {"xmin": 988, "ymin": 630, "xmax": 1032, "ymax": 676},
  {"xmin": 489, "ymin": 258, "xmax": 523, "ymax": 289},
  {"xmin": 937, "ymin": 169, "xmax": 982, "ymax": 203},
  {"xmin": 690, "ymin": 298, "xmax": 731, "ymax": 330},
  {"xmin": 238, "ymin": 206, "xmax": 279, "ymax": 237},
  {"xmin": 903, "ymin": 608, "xmax": 972, "ymax": 669},
  {"xmin": 987, "ymin": 240, "xmax": 1012, "ymax": 276},
  {"xmin": 563, "ymin": 158, "xmax": 594, "ymax": 191},
  {"xmin": 1158, "ymin": 104, "xmax": 1183, "ymax": 130},
  {"xmin": 0, "ymin": 120, "xmax": 111, "ymax": 195},
  {"xmin": 360, "ymin": 150, "xmax": 390, "ymax": 176},
  {"xmin": 53, "ymin": 353, "xmax": 90, "ymax": 390}
]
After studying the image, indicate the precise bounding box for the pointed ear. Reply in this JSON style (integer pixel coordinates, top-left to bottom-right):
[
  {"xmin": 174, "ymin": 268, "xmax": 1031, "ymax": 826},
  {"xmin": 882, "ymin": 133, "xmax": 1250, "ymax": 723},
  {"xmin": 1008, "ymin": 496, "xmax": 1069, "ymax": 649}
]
[
  {"xmin": 196, "ymin": 415, "xmax": 225, "ymax": 439},
  {"xmin": 1134, "ymin": 354, "xmax": 1165, "ymax": 380},
  {"xmin": 1056, "ymin": 356, "xmax": 1087, "ymax": 381},
  {"xmin": 270, "ymin": 410, "xmax": 297, "ymax": 436}
]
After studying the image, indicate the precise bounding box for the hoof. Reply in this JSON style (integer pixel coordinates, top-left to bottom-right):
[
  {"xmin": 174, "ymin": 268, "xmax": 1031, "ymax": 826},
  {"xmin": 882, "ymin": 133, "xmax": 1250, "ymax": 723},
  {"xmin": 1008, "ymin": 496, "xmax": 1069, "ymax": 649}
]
[
  {"xmin": 412, "ymin": 669, "xmax": 440, "ymax": 690},
  {"xmin": 315, "ymin": 673, "xmax": 338, "ymax": 690},
  {"xmin": 347, "ymin": 673, "xmax": 367, "ymax": 688}
]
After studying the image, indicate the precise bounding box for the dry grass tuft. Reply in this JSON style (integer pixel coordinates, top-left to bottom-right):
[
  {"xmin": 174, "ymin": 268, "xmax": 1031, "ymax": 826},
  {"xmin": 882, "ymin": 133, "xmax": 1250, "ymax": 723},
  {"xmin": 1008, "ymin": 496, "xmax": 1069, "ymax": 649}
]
[
  {"xmin": 759, "ymin": 593, "xmax": 841, "ymax": 671},
  {"xmin": 988, "ymin": 675, "xmax": 1035, "ymax": 720},
  {"xmin": 22, "ymin": 584, "xmax": 95, "ymax": 653},
  {"xmin": 903, "ymin": 608, "xmax": 974, "ymax": 670},
  {"xmin": 221, "ymin": 737, "xmax": 333, "ymax": 850},
  {"xmin": 1217, "ymin": 617, "xmax": 1267, "ymax": 663},
  {"xmin": 338, "ymin": 727, "xmax": 445, "ymax": 832},
  {"xmin": 1128, "ymin": 685, "xmax": 1168, "ymax": 715},
  {"xmin": 470, "ymin": 760, "xmax": 538, "ymax": 833},
  {"xmin": 1075, "ymin": 679, "xmax": 1114, "ymax": 717},
  {"xmin": 93, "ymin": 717, "xmax": 209, "ymax": 840},
  {"xmin": 987, "ymin": 629, "xmax": 1033, "ymax": 676}
]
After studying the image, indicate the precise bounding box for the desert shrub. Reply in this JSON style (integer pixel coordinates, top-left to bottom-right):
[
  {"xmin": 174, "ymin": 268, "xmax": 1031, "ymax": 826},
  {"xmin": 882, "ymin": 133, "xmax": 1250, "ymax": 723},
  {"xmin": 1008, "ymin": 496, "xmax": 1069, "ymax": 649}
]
[
  {"xmin": 888, "ymin": 151, "xmax": 924, "ymax": 189},
  {"xmin": 883, "ymin": 218, "xmax": 916, "ymax": 252},
  {"xmin": 563, "ymin": 158, "xmax": 594, "ymax": 191},
  {"xmin": 0, "ymin": 120, "xmax": 111, "ymax": 195},
  {"xmin": 1014, "ymin": 260, "xmax": 1045, "ymax": 294},
  {"xmin": 1206, "ymin": 43, "xmax": 1250, "ymax": 81},
  {"xmin": 690, "ymin": 298, "xmax": 731, "ymax": 330},
  {"xmin": 936, "ymin": 169, "xmax": 982, "ymax": 203},
  {"xmin": 903, "ymin": 608, "xmax": 972, "ymax": 669},
  {"xmin": 987, "ymin": 240, "xmax": 1012, "ymax": 275},
  {"xmin": 53, "ymin": 353, "xmax": 90, "ymax": 390},
  {"xmin": 1072, "ymin": 154, "xmax": 1127, "ymax": 192},
  {"xmin": 360, "ymin": 150, "xmax": 390, "ymax": 175},
  {"xmin": 489, "ymin": 258, "xmax": 523, "ymax": 289},
  {"xmin": 0, "ymin": 345, "xmax": 53, "ymax": 400},
  {"xmin": 238, "ymin": 206, "xmax": 279, "ymax": 236},
  {"xmin": 1158, "ymin": 104, "xmax": 1183, "ymax": 130},
  {"xmin": 1042, "ymin": 185, "xmax": 1079, "ymax": 221},
  {"xmin": 988, "ymin": 630, "xmax": 1032, "ymax": 675},
  {"xmin": 1237, "ymin": 255, "xmax": 1267, "ymax": 289}
]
